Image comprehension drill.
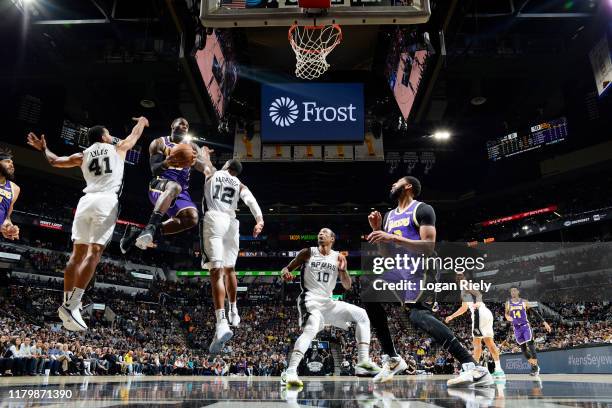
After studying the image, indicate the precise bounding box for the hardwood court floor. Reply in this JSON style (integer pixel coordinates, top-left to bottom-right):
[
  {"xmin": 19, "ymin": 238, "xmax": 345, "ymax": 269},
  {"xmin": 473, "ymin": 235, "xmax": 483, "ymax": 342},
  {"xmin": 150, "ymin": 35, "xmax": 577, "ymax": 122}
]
[{"xmin": 1, "ymin": 374, "xmax": 612, "ymax": 407}]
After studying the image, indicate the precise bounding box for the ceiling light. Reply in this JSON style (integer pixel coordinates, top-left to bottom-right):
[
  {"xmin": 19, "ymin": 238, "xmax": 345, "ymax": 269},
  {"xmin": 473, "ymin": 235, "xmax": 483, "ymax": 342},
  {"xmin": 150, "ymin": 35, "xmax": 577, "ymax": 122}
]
[
  {"xmin": 432, "ymin": 131, "xmax": 451, "ymax": 141},
  {"xmin": 470, "ymin": 96, "xmax": 487, "ymax": 106},
  {"xmin": 140, "ymin": 99, "xmax": 155, "ymax": 108}
]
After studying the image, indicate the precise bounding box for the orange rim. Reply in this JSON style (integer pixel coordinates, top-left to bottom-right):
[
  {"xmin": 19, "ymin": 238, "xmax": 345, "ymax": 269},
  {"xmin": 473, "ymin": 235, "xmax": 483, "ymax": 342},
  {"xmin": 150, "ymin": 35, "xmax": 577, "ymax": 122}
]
[{"xmin": 288, "ymin": 23, "xmax": 342, "ymax": 55}]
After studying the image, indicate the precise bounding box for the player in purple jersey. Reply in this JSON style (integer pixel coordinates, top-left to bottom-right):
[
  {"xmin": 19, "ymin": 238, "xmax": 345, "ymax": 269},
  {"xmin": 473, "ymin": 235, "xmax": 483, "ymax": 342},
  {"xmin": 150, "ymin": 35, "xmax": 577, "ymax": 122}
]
[
  {"xmin": 365, "ymin": 176, "xmax": 492, "ymax": 387},
  {"xmin": 120, "ymin": 117, "xmax": 214, "ymax": 252},
  {"xmin": 505, "ymin": 287, "xmax": 551, "ymax": 376},
  {"xmin": 0, "ymin": 148, "xmax": 20, "ymax": 241}
]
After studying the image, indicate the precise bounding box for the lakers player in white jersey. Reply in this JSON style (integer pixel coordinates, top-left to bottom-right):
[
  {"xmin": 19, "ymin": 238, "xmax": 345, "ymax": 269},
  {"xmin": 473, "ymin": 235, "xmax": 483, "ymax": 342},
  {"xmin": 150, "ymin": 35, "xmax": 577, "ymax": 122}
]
[
  {"xmin": 27, "ymin": 117, "xmax": 148, "ymax": 331},
  {"xmin": 202, "ymin": 159, "xmax": 264, "ymax": 353},
  {"xmin": 280, "ymin": 228, "xmax": 380, "ymax": 387},
  {"xmin": 445, "ymin": 273, "xmax": 505, "ymax": 379}
]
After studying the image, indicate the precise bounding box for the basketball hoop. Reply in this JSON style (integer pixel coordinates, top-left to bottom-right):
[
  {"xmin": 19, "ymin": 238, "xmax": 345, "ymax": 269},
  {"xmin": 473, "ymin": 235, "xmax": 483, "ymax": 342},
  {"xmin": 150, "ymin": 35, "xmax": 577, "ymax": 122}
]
[{"xmin": 288, "ymin": 23, "xmax": 342, "ymax": 80}]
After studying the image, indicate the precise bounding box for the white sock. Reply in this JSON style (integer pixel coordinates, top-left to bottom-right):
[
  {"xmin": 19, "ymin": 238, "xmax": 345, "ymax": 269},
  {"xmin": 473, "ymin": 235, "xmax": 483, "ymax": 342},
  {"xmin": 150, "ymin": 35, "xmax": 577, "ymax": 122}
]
[
  {"xmin": 287, "ymin": 351, "xmax": 303, "ymax": 373},
  {"xmin": 230, "ymin": 302, "xmax": 238, "ymax": 313},
  {"xmin": 215, "ymin": 309, "xmax": 226, "ymax": 323},
  {"xmin": 63, "ymin": 291, "xmax": 70, "ymax": 304},
  {"xmin": 494, "ymin": 360, "xmax": 501, "ymax": 371},
  {"xmin": 67, "ymin": 288, "xmax": 84, "ymax": 309},
  {"xmin": 357, "ymin": 343, "xmax": 369, "ymax": 363}
]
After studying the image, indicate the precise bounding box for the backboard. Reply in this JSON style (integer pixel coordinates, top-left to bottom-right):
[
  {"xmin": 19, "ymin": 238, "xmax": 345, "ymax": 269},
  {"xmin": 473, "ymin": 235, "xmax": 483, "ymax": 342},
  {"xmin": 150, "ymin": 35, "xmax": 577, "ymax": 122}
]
[{"xmin": 200, "ymin": 0, "xmax": 431, "ymax": 28}]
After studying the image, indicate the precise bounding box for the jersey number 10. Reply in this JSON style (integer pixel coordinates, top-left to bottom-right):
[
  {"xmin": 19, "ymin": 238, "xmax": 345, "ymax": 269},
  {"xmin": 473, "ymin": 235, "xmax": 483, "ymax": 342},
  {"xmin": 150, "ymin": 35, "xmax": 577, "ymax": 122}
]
[
  {"xmin": 316, "ymin": 272, "xmax": 330, "ymax": 283},
  {"xmin": 88, "ymin": 157, "xmax": 112, "ymax": 176}
]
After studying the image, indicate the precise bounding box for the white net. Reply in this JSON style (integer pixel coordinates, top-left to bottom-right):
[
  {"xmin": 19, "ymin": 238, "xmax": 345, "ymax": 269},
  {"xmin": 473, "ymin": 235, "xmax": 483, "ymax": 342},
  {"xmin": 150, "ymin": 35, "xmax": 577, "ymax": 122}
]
[{"xmin": 288, "ymin": 24, "xmax": 342, "ymax": 80}]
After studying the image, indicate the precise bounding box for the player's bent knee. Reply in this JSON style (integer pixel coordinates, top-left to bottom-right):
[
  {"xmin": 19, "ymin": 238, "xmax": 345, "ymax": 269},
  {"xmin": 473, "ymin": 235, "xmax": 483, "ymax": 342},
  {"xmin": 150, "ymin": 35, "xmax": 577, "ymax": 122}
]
[
  {"xmin": 305, "ymin": 312, "xmax": 323, "ymax": 333},
  {"xmin": 180, "ymin": 209, "xmax": 199, "ymax": 228},
  {"xmin": 520, "ymin": 343, "xmax": 531, "ymax": 359},
  {"xmin": 409, "ymin": 308, "xmax": 441, "ymax": 333},
  {"xmin": 166, "ymin": 181, "xmax": 182, "ymax": 195},
  {"xmin": 351, "ymin": 307, "xmax": 369, "ymax": 324},
  {"xmin": 210, "ymin": 267, "xmax": 224, "ymax": 277},
  {"xmin": 69, "ymin": 253, "xmax": 86, "ymax": 265},
  {"xmin": 87, "ymin": 245, "xmax": 104, "ymax": 261}
]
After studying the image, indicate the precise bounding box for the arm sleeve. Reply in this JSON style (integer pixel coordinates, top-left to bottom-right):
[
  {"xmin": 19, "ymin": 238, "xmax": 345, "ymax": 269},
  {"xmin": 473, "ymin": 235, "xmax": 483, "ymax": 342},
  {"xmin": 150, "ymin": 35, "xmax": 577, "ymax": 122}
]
[
  {"xmin": 529, "ymin": 305, "xmax": 546, "ymax": 323},
  {"xmin": 382, "ymin": 211, "xmax": 390, "ymax": 232},
  {"xmin": 415, "ymin": 203, "xmax": 436, "ymax": 227},
  {"xmin": 150, "ymin": 153, "xmax": 167, "ymax": 176},
  {"xmin": 240, "ymin": 187, "xmax": 262, "ymax": 220}
]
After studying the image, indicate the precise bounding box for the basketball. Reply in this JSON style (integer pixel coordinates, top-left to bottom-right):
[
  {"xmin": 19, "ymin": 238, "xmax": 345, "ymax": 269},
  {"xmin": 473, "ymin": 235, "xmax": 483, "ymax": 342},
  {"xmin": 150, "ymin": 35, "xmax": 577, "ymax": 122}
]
[{"xmin": 169, "ymin": 143, "xmax": 195, "ymax": 167}]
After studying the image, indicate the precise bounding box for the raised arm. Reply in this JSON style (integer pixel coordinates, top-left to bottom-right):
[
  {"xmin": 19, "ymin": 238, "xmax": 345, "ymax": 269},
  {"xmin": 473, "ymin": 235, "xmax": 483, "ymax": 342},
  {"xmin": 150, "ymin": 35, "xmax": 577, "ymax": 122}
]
[
  {"xmin": 240, "ymin": 184, "xmax": 264, "ymax": 237},
  {"xmin": 338, "ymin": 254, "xmax": 351, "ymax": 290},
  {"xmin": 367, "ymin": 204, "xmax": 437, "ymax": 255},
  {"xmin": 281, "ymin": 248, "xmax": 311, "ymax": 281},
  {"xmin": 504, "ymin": 301, "xmax": 513, "ymax": 322},
  {"xmin": 192, "ymin": 144, "xmax": 216, "ymax": 177},
  {"xmin": 525, "ymin": 300, "xmax": 551, "ymax": 332},
  {"xmin": 27, "ymin": 133, "xmax": 83, "ymax": 168},
  {"xmin": 116, "ymin": 117, "xmax": 149, "ymax": 157}
]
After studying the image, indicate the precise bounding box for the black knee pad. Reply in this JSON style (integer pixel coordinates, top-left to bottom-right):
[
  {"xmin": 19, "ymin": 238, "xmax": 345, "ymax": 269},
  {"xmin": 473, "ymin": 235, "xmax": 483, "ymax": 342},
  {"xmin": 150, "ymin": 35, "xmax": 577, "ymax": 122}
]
[
  {"xmin": 520, "ymin": 343, "xmax": 534, "ymax": 360},
  {"xmin": 527, "ymin": 341, "xmax": 537, "ymax": 359}
]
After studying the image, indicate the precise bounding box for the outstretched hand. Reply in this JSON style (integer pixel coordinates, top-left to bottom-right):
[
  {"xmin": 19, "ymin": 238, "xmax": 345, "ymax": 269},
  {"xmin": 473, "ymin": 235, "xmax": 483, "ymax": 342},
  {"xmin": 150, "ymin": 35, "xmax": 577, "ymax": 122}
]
[
  {"xmin": 132, "ymin": 116, "xmax": 150, "ymax": 127},
  {"xmin": 27, "ymin": 132, "xmax": 47, "ymax": 151},
  {"xmin": 367, "ymin": 230, "xmax": 395, "ymax": 244},
  {"xmin": 201, "ymin": 146, "xmax": 214, "ymax": 156},
  {"xmin": 368, "ymin": 211, "xmax": 382, "ymax": 231},
  {"xmin": 1, "ymin": 224, "xmax": 19, "ymax": 240},
  {"xmin": 253, "ymin": 221, "xmax": 264, "ymax": 238},
  {"xmin": 281, "ymin": 268, "xmax": 294, "ymax": 282}
]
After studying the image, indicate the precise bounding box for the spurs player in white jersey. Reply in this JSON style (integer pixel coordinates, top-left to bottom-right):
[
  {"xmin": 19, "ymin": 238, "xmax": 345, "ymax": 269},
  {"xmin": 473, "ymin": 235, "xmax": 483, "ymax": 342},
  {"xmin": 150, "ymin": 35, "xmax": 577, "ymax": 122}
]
[
  {"xmin": 27, "ymin": 117, "xmax": 149, "ymax": 331},
  {"xmin": 445, "ymin": 273, "xmax": 505, "ymax": 379},
  {"xmin": 280, "ymin": 228, "xmax": 380, "ymax": 387},
  {"xmin": 202, "ymin": 159, "xmax": 264, "ymax": 353}
]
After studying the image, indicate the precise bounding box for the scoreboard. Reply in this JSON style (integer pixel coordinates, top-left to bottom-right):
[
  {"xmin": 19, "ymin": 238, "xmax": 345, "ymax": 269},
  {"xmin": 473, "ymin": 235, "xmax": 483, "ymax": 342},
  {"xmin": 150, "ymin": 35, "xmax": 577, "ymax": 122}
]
[
  {"xmin": 487, "ymin": 117, "xmax": 568, "ymax": 161},
  {"xmin": 60, "ymin": 119, "xmax": 142, "ymax": 165}
]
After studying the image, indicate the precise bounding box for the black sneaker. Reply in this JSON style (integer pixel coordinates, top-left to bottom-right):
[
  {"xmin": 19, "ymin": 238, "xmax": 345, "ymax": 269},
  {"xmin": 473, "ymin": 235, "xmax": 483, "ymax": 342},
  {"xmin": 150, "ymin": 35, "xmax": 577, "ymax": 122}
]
[
  {"xmin": 135, "ymin": 224, "xmax": 156, "ymax": 250},
  {"xmin": 120, "ymin": 225, "xmax": 142, "ymax": 254},
  {"xmin": 530, "ymin": 365, "xmax": 540, "ymax": 376}
]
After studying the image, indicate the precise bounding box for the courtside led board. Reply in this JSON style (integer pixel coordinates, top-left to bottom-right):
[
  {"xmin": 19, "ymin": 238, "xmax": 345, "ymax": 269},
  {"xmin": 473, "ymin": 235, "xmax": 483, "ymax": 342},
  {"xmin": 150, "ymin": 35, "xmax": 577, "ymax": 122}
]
[{"xmin": 261, "ymin": 83, "xmax": 364, "ymax": 143}]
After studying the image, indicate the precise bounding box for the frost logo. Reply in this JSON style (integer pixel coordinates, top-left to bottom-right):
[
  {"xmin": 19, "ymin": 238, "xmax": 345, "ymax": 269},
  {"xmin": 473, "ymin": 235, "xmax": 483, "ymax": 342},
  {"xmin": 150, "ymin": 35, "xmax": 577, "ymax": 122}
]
[{"xmin": 269, "ymin": 97, "xmax": 299, "ymax": 127}]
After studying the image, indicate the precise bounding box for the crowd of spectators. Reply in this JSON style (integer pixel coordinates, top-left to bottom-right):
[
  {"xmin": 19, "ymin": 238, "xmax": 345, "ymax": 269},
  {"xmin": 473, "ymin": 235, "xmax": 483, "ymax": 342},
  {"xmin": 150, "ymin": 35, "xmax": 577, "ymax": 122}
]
[
  {"xmin": 1, "ymin": 226, "xmax": 610, "ymax": 379},
  {"xmin": 3, "ymin": 242, "xmax": 152, "ymax": 288},
  {"xmin": 2, "ymin": 268, "xmax": 610, "ymax": 378}
]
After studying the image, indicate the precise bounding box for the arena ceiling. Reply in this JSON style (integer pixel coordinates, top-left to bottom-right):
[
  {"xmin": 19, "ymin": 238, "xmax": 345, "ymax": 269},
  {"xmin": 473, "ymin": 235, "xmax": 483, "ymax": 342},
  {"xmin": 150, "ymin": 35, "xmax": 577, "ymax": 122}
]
[{"xmin": 1, "ymin": 0, "xmax": 610, "ymax": 205}]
